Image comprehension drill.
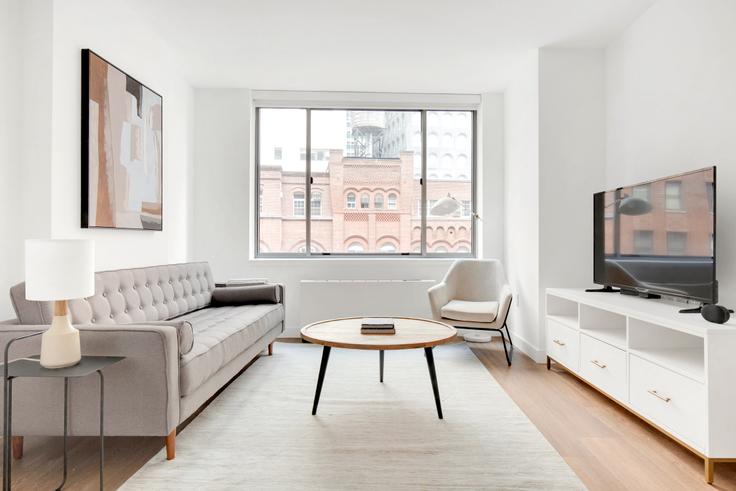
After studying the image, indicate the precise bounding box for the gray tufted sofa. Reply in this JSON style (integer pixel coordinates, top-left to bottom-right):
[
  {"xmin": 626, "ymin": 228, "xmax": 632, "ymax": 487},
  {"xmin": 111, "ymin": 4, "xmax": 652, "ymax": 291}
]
[{"xmin": 0, "ymin": 261, "xmax": 284, "ymax": 460}]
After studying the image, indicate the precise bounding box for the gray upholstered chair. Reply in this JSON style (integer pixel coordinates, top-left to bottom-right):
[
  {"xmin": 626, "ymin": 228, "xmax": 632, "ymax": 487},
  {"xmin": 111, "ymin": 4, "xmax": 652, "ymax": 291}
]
[{"xmin": 427, "ymin": 259, "xmax": 513, "ymax": 366}]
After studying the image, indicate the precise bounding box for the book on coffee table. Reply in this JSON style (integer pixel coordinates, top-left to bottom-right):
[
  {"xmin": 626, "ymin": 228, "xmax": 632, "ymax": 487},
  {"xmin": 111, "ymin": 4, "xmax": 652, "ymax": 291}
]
[{"xmin": 361, "ymin": 318, "xmax": 396, "ymax": 335}]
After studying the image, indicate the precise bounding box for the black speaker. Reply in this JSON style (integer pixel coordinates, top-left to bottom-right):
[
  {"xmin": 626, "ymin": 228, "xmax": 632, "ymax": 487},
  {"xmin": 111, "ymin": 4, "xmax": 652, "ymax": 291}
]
[{"xmin": 701, "ymin": 304, "xmax": 731, "ymax": 324}]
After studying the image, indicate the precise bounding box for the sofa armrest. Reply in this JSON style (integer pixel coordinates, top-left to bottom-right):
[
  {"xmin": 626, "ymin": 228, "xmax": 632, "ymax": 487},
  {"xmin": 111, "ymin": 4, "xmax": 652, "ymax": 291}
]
[
  {"xmin": 0, "ymin": 323, "xmax": 180, "ymax": 437},
  {"xmin": 211, "ymin": 283, "xmax": 282, "ymax": 306},
  {"xmin": 133, "ymin": 320, "xmax": 194, "ymax": 356}
]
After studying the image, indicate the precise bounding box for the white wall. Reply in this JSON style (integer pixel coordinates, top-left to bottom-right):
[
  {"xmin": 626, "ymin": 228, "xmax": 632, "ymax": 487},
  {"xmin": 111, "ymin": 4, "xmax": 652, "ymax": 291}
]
[
  {"xmin": 0, "ymin": 0, "xmax": 194, "ymax": 319},
  {"xmin": 606, "ymin": 0, "xmax": 736, "ymax": 306},
  {"xmin": 0, "ymin": 0, "xmax": 23, "ymax": 318},
  {"xmin": 48, "ymin": 0, "xmax": 194, "ymax": 270},
  {"xmin": 192, "ymin": 89, "xmax": 505, "ymax": 336},
  {"xmin": 504, "ymin": 49, "xmax": 605, "ymax": 362},
  {"xmin": 480, "ymin": 93, "xmax": 505, "ymax": 263},
  {"xmin": 539, "ymin": 48, "xmax": 605, "ymax": 348},
  {"xmin": 503, "ymin": 51, "xmax": 541, "ymax": 358},
  {"xmin": 0, "ymin": 0, "xmax": 55, "ymax": 319}
]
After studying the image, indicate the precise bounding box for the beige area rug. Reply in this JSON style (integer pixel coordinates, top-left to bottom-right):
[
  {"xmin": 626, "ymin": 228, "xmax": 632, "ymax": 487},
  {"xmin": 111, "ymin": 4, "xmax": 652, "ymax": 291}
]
[{"xmin": 123, "ymin": 343, "xmax": 584, "ymax": 490}]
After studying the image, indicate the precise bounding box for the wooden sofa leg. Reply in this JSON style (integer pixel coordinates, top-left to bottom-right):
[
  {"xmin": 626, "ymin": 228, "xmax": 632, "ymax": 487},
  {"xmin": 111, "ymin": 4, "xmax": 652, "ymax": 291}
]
[
  {"xmin": 165, "ymin": 430, "xmax": 176, "ymax": 460},
  {"xmin": 268, "ymin": 342, "xmax": 273, "ymax": 356},
  {"xmin": 11, "ymin": 436, "xmax": 23, "ymax": 460}
]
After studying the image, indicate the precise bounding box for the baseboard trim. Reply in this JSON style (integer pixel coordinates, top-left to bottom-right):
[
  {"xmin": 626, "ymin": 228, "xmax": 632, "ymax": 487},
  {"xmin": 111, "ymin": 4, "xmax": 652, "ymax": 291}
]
[
  {"xmin": 282, "ymin": 326, "xmax": 301, "ymax": 338},
  {"xmin": 509, "ymin": 332, "xmax": 545, "ymax": 363}
]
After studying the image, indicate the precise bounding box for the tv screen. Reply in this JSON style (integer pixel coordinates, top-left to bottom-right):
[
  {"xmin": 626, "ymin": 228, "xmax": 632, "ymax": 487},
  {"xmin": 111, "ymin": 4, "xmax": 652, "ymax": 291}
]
[{"xmin": 593, "ymin": 166, "xmax": 716, "ymax": 303}]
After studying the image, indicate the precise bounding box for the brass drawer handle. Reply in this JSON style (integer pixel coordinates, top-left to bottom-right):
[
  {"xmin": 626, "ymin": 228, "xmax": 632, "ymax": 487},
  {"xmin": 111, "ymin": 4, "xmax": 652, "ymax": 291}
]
[
  {"xmin": 553, "ymin": 339, "xmax": 566, "ymax": 346},
  {"xmin": 647, "ymin": 389, "xmax": 671, "ymax": 403},
  {"xmin": 590, "ymin": 359, "xmax": 607, "ymax": 369}
]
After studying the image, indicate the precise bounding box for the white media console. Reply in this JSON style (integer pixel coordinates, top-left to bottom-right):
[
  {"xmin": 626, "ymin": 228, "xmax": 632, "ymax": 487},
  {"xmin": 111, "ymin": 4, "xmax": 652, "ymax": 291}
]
[{"xmin": 545, "ymin": 288, "xmax": 736, "ymax": 484}]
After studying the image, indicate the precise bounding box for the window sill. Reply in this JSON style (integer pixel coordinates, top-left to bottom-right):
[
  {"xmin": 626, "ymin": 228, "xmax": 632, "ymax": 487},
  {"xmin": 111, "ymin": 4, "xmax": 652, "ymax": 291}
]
[{"xmin": 251, "ymin": 255, "xmax": 472, "ymax": 262}]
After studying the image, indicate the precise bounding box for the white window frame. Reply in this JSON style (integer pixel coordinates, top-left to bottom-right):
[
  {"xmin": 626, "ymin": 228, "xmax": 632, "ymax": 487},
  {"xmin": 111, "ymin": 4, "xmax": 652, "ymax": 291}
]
[{"xmin": 253, "ymin": 91, "xmax": 479, "ymax": 258}]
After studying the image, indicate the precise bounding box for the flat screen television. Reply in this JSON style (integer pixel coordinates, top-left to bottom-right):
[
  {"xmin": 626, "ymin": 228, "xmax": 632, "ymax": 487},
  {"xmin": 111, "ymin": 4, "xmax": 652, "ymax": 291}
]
[{"xmin": 592, "ymin": 166, "xmax": 716, "ymax": 303}]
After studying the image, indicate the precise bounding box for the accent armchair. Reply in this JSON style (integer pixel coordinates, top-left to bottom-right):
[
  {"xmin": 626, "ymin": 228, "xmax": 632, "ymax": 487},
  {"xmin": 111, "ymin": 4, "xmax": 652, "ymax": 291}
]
[{"xmin": 427, "ymin": 259, "xmax": 513, "ymax": 366}]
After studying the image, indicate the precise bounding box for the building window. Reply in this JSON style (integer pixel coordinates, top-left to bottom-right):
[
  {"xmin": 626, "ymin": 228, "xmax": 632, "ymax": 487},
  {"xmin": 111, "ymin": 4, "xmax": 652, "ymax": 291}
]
[
  {"xmin": 256, "ymin": 107, "xmax": 476, "ymax": 256},
  {"xmin": 293, "ymin": 191, "xmax": 305, "ymax": 217},
  {"xmin": 706, "ymin": 182, "xmax": 714, "ymax": 212},
  {"xmin": 632, "ymin": 184, "xmax": 650, "ymax": 202},
  {"xmin": 347, "ymin": 242, "xmax": 364, "ymax": 253},
  {"xmin": 633, "ymin": 230, "xmax": 653, "ymax": 255},
  {"xmin": 665, "ymin": 181, "xmax": 682, "ymax": 210},
  {"xmin": 311, "ymin": 191, "xmax": 322, "ymax": 216},
  {"xmin": 667, "ymin": 231, "xmax": 687, "ymax": 255}
]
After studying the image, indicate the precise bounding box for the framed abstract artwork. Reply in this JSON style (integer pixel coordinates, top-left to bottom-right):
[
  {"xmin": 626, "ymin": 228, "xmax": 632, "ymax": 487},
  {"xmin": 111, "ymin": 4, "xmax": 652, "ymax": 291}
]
[{"xmin": 81, "ymin": 49, "xmax": 163, "ymax": 230}]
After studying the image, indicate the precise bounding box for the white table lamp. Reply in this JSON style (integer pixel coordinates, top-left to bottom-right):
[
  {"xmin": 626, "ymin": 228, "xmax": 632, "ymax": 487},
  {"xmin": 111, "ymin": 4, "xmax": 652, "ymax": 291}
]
[{"xmin": 25, "ymin": 239, "xmax": 95, "ymax": 368}]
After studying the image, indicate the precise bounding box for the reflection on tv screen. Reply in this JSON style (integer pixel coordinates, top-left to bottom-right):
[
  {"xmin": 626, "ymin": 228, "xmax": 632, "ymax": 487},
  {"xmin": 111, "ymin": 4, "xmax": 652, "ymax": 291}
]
[{"xmin": 594, "ymin": 167, "xmax": 716, "ymax": 302}]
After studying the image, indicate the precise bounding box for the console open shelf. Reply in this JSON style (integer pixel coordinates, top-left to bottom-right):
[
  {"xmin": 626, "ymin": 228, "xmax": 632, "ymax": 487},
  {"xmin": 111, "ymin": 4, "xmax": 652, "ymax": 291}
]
[
  {"xmin": 546, "ymin": 295, "xmax": 579, "ymax": 329},
  {"xmin": 579, "ymin": 303, "xmax": 627, "ymax": 349},
  {"xmin": 580, "ymin": 327, "xmax": 626, "ymax": 349},
  {"xmin": 629, "ymin": 347, "xmax": 704, "ymax": 382}
]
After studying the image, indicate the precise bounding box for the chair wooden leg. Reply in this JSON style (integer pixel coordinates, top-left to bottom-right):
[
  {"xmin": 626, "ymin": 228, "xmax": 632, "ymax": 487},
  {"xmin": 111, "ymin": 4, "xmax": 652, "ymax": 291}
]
[
  {"xmin": 11, "ymin": 436, "xmax": 23, "ymax": 460},
  {"xmin": 165, "ymin": 430, "xmax": 176, "ymax": 460},
  {"xmin": 268, "ymin": 342, "xmax": 273, "ymax": 356}
]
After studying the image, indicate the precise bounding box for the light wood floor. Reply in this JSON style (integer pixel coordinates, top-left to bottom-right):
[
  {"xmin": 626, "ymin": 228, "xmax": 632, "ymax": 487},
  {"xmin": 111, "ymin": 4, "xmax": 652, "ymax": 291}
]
[
  {"xmin": 469, "ymin": 340, "xmax": 736, "ymax": 490},
  {"xmin": 7, "ymin": 339, "xmax": 736, "ymax": 490}
]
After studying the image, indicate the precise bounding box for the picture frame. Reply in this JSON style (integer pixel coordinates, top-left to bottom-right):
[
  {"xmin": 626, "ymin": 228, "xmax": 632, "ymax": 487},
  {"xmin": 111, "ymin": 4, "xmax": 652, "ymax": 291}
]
[{"xmin": 81, "ymin": 49, "xmax": 163, "ymax": 230}]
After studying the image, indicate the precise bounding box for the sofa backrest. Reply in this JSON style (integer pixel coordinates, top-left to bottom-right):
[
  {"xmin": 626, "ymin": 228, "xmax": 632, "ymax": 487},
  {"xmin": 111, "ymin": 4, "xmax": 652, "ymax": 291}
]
[{"xmin": 10, "ymin": 262, "xmax": 216, "ymax": 325}]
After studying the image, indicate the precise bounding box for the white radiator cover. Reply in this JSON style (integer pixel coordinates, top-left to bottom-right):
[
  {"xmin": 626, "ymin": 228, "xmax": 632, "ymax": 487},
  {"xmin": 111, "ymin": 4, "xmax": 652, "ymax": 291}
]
[{"xmin": 299, "ymin": 279, "xmax": 436, "ymax": 327}]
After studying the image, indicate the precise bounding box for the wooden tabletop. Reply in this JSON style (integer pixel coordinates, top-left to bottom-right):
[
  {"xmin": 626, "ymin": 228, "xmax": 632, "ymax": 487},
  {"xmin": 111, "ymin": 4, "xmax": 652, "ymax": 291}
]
[{"xmin": 300, "ymin": 317, "xmax": 457, "ymax": 350}]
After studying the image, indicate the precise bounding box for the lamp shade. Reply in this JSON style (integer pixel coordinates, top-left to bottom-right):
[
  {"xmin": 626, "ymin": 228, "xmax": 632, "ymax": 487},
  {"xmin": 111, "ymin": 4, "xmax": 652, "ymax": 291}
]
[{"xmin": 25, "ymin": 239, "xmax": 95, "ymax": 301}]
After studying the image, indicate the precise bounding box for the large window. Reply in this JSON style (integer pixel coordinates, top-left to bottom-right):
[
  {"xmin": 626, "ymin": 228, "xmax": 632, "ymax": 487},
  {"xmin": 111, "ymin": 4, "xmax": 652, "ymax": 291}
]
[{"xmin": 256, "ymin": 107, "xmax": 476, "ymax": 256}]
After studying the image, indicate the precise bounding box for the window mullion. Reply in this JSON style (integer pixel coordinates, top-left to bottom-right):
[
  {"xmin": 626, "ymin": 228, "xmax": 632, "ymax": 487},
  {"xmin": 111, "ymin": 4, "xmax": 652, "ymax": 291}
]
[
  {"xmin": 420, "ymin": 110, "xmax": 428, "ymax": 256},
  {"xmin": 305, "ymin": 108, "xmax": 312, "ymax": 257},
  {"xmin": 471, "ymin": 110, "xmax": 477, "ymax": 257}
]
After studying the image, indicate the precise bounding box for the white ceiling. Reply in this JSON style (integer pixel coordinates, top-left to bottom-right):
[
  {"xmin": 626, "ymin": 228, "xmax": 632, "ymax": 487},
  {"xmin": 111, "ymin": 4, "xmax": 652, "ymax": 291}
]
[{"xmin": 136, "ymin": 0, "xmax": 656, "ymax": 92}]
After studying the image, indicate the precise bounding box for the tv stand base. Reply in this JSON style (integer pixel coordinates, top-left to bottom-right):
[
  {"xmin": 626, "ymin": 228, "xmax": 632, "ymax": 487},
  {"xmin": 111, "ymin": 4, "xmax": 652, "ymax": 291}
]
[
  {"xmin": 620, "ymin": 289, "xmax": 661, "ymax": 299},
  {"xmin": 585, "ymin": 286, "xmax": 620, "ymax": 293}
]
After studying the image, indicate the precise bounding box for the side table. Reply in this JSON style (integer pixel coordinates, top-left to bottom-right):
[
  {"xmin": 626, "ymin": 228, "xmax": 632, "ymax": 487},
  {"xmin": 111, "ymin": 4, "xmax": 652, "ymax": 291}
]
[{"xmin": 2, "ymin": 331, "xmax": 124, "ymax": 490}]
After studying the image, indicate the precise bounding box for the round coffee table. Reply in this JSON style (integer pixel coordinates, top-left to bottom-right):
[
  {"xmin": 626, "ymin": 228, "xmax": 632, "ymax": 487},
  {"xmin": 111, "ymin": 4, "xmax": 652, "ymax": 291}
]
[{"xmin": 301, "ymin": 317, "xmax": 457, "ymax": 419}]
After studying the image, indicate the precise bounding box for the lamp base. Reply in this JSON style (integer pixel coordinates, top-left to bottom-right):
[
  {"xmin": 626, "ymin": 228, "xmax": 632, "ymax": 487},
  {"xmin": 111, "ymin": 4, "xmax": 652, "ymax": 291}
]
[{"xmin": 40, "ymin": 309, "xmax": 81, "ymax": 369}]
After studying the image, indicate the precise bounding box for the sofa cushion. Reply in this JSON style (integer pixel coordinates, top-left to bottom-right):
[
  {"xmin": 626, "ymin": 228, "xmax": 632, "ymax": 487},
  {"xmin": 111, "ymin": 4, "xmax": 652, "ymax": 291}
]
[
  {"xmin": 441, "ymin": 300, "xmax": 498, "ymax": 323},
  {"xmin": 10, "ymin": 262, "xmax": 216, "ymax": 325},
  {"xmin": 178, "ymin": 304, "xmax": 284, "ymax": 396},
  {"xmin": 211, "ymin": 284, "xmax": 281, "ymax": 306}
]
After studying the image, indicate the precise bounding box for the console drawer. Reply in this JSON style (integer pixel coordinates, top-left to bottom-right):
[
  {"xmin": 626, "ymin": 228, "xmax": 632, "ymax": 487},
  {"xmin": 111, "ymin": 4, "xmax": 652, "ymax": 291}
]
[
  {"xmin": 579, "ymin": 334, "xmax": 627, "ymax": 402},
  {"xmin": 629, "ymin": 354, "xmax": 705, "ymax": 450},
  {"xmin": 546, "ymin": 318, "xmax": 579, "ymax": 373}
]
